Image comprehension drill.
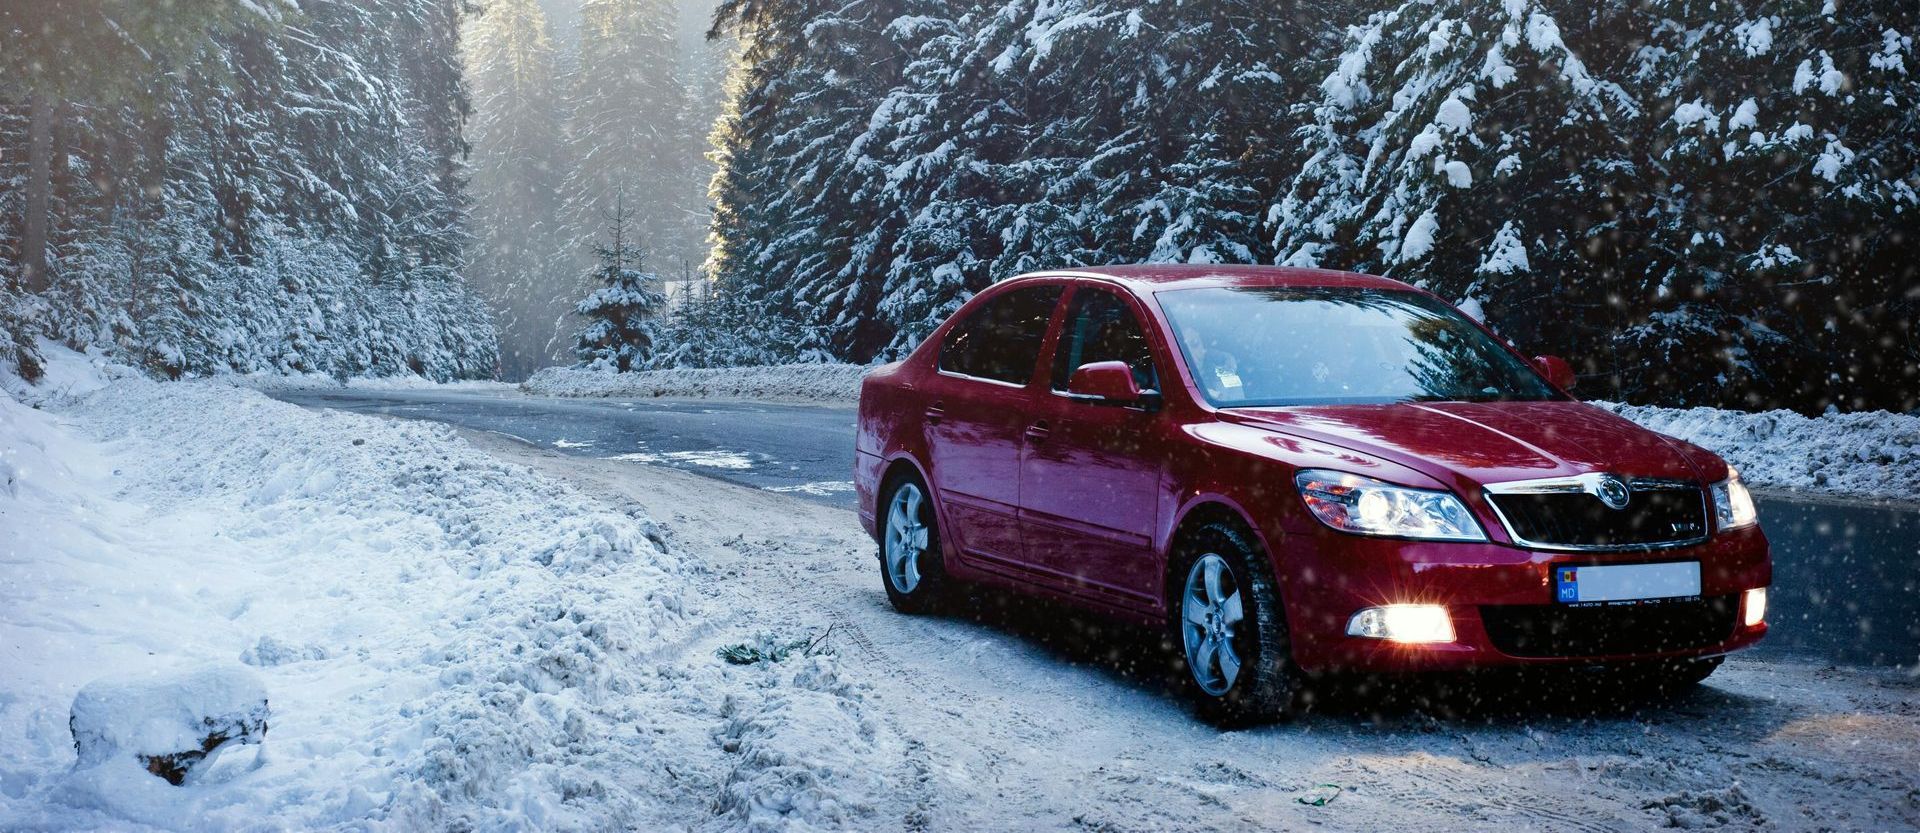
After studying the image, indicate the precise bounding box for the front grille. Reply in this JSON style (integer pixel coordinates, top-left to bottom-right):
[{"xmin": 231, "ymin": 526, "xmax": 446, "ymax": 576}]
[
  {"xmin": 1480, "ymin": 595, "xmax": 1738, "ymax": 658},
  {"xmin": 1486, "ymin": 483, "xmax": 1708, "ymax": 549}
]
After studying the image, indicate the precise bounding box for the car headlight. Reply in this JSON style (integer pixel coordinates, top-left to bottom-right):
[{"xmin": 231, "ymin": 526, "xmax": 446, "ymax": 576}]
[
  {"xmin": 1294, "ymin": 469, "xmax": 1486, "ymax": 542},
  {"xmin": 1711, "ymin": 468, "xmax": 1758, "ymax": 531}
]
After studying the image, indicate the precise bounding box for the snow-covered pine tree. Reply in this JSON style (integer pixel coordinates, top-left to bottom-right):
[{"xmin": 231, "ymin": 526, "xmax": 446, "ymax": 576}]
[
  {"xmin": 1, "ymin": 0, "xmax": 497, "ymax": 381},
  {"xmin": 563, "ymin": 0, "xmax": 703, "ymax": 288},
  {"xmin": 465, "ymin": 0, "xmax": 570, "ymax": 378},
  {"xmin": 0, "ymin": 102, "xmax": 25, "ymax": 376},
  {"xmin": 1109, "ymin": 1, "xmax": 1341, "ymax": 267},
  {"xmin": 873, "ymin": 0, "xmax": 1337, "ymax": 357},
  {"xmin": 648, "ymin": 277, "xmax": 818, "ymax": 367},
  {"xmin": 867, "ymin": 0, "xmax": 1111, "ymax": 358},
  {"xmin": 573, "ymin": 199, "xmax": 667, "ymax": 371},
  {"xmin": 678, "ymin": 1, "xmax": 735, "ymax": 177},
  {"xmin": 704, "ymin": 0, "xmax": 939, "ymax": 364},
  {"xmin": 0, "ymin": 0, "xmax": 266, "ymax": 377},
  {"xmin": 697, "ymin": 0, "xmax": 1336, "ymax": 363},
  {"xmin": 0, "ymin": 0, "xmax": 268, "ymax": 302},
  {"xmin": 1625, "ymin": 0, "xmax": 1918, "ymax": 411},
  {"xmin": 1269, "ymin": 0, "xmax": 1649, "ymax": 394}
]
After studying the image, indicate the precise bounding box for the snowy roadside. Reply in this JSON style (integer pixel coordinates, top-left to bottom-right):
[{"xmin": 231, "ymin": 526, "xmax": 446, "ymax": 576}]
[
  {"xmin": 0, "ymin": 350, "xmax": 899, "ymax": 832},
  {"xmin": 522, "ymin": 363, "xmax": 869, "ymax": 404},
  {"xmin": 1595, "ymin": 402, "xmax": 1920, "ymax": 504}
]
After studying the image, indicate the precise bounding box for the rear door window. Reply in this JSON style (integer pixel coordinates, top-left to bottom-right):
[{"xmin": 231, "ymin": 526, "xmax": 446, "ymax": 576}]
[
  {"xmin": 939, "ymin": 284, "xmax": 1064, "ymax": 385},
  {"xmin": 1051, "ymin": 287, "xmax": 1159, "ymax": 393}
]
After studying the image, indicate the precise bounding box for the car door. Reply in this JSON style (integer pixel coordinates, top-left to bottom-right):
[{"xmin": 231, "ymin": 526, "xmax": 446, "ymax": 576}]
[
  {"xmin": 921, "ymin": 282, "xmax": 1065, "ymax": 570},
  {"xmin": 1018, "ymin": 283, "xmax": 1167, "ymax": 608}
]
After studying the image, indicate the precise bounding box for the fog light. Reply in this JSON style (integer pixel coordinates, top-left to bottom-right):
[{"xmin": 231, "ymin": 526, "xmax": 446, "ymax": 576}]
[
  {"xmin": 1346, "ymin": 605, "xmax": 1456, "ymax": 644},
  {"xmin": 1743, "ymin": 587, "xmax": 1767, "ymax": 627}
]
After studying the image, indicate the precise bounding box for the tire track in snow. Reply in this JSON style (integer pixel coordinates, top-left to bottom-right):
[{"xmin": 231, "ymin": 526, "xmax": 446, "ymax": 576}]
[
  {"xmin": 826, "ymin": 608, "xmax": 942, "ymax": 832},
  {"xmin": 453, "ymin": 424, "xmax": 1920, "ymax": 833},
  {"xmin": 1331, "ymin": 754, "xmax": 1629, "ymax": 832}
]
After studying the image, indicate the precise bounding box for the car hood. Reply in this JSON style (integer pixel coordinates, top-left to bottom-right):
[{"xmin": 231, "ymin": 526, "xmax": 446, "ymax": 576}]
[{"xmin": 1217, "ymin": 400, "xmax": 1715, "ymax": 492}]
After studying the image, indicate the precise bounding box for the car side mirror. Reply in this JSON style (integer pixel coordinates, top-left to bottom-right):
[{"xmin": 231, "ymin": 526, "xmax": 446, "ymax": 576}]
[
  {"xmin": 1067, "ymin": 361, "xmax": 1151, "ymax": 406},
  {"xmin": 1532, "ymin": 355, "xmax": 1576, "ymax": 391}
]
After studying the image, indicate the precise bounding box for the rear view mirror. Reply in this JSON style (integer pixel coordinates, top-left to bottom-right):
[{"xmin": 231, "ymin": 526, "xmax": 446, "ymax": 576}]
[
  {"xmin": 1532, "ymin": 355, "xmax": 1576, "ymax": 391},
  {"xmin": 1067, "ymin": 361, "xmax": 1145, "ymax": 404}
]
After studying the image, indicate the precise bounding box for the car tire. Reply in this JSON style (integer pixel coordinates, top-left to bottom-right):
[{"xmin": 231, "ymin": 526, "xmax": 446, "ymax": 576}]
[
  {"xmin": 1169, "ymin": 521, "xmax": 1297, "ymax": 725},
  {"xmin": 878, "ymin": 473, "xmax": 948, "ymax": 614}
]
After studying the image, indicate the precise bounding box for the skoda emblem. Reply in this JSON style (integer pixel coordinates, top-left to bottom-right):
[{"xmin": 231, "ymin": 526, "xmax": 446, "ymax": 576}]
[{"xmin": 1594, "ymin": 475, "xmax": 1632, "ymax": 510}]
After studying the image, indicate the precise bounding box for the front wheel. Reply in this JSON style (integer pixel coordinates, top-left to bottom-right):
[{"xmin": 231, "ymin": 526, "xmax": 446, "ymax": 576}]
[
  {"xmin": 1172, "ymin": 522, "xmax": 1297, "ymax": 725},
  {"xmin": 879, "ymin": 475, "xmax": 947, "ymax": 613}
]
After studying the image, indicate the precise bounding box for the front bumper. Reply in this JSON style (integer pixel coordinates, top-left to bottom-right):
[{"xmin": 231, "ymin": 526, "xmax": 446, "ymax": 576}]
[{"xmin": 1280, "ymin": 525, "xmax": 1771, "ymax": 673}]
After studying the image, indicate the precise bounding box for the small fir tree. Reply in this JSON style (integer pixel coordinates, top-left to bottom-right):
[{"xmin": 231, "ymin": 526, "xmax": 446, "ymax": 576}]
[{"xmin": 574, "ymin": 200, "xmax": 666, "ymax": 372}]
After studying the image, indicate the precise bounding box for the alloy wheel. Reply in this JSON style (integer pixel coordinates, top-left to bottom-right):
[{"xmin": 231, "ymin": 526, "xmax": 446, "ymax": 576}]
[
  {"xmin": 1181, "ymin": 553, "xmax": 1246, "ymax": 696},
  {"xmin": 885, "ymin": 482, "xmax": 930, "ymax": 593}
]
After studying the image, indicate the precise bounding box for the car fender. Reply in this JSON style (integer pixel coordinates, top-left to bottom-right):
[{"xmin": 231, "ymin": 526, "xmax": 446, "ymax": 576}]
[
  {"xmin": 1160, "ymin": 490, "xmax": 1276, "ymax": 569},
  {"xmin": 1172, "ymin": 420, "xmax": 1446, "ymax": 537},
  {"xmin": 1157, "ymin": 420, "xmax": 1451, "ymax": 612}
]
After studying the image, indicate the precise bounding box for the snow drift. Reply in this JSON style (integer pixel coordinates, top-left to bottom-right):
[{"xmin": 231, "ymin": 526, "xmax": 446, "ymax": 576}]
[{"xmin": 0, "ymin": 349, "xmax": 899, "ymax": 831}]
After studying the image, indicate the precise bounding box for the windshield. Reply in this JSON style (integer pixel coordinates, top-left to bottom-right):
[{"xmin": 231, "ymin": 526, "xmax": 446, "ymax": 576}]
[{"xmin": 1158, "ymin": 286, "xmax": 1561, "ymax": 407}]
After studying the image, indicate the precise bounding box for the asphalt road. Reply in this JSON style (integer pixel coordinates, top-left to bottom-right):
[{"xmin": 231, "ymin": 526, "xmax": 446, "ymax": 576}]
[
  {"xmin": 271, "ymin": 387, "xmax": 861, "ymax": 498},
  {"xmin": 273, "ymin": 386, "xmax": 1920, "ymax": 670}
]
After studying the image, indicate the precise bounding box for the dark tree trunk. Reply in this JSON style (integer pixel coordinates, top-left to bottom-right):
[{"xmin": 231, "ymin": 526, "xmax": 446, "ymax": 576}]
[{"xmin": 22, "ymin": 92, "xmax": 55, "ymax": 294}]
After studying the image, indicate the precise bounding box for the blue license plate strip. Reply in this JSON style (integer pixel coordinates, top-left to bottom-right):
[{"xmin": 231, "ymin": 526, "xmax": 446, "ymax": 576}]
[{"xmin": 1555, "ymin": 561, "xmax": 1702, "ymax": 605}]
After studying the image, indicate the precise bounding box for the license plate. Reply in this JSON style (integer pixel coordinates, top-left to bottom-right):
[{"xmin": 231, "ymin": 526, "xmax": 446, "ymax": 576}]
[{"xmin": 1554, "ymin": 561, "xmax": 1700, "ymax": 605}]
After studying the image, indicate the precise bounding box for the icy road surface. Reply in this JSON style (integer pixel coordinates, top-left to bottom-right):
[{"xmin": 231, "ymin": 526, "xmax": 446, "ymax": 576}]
[
  {"xmin": 272, "ymin": 387, "xmax": 858, "ymax": 498},
  {"xmin": 271, "ymin": 387, "xmax": 1920, "ymax": 670}
]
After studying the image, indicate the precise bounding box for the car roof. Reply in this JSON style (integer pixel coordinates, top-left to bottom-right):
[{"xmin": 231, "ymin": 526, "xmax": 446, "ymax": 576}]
[{"xmin": 1004, "ymin": 264, "xmax": 1416, "ymax": 295}]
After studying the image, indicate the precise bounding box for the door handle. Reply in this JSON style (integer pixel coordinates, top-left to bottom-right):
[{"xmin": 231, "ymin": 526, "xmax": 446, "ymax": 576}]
[
  {"xmin": 1025, "ymin": 420, "xmax": 1051, "ymax": 442},
  {"xmin": 925, "ymin": 403, "xmax": 946, "ymax": 425}
]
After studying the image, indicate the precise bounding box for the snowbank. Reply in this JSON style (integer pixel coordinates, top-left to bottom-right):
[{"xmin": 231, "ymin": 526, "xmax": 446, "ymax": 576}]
[
  {"xmin": 1600, "ymin": 402, "xmax": 1920, "ymax": 502},
  {"xmin": 0, "ymin": 340, "xmax": 117, "ymax": 405},
  {"xmin": 523, "ymin": 364, "xmax": 869, "ymax": 404},
  {"xmin": 0, "ymin": 349, "xmax": 897, "ymax": 831}
]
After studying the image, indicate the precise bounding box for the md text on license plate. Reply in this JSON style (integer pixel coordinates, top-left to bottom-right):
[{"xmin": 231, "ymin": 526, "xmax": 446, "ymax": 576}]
[{"xmin": 1554, "ymin": 561, "xmax": 1701, "ymax": 605}]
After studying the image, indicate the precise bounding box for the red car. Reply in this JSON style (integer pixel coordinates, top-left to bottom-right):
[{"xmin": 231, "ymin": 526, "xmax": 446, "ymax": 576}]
[{"xmin": 854, "ymin": 265, "xmax": 1769, "ymax": 721}]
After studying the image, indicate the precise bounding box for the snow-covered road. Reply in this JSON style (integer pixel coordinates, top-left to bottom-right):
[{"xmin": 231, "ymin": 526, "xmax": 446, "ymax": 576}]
[
  {"xmin": 273, "ymin": 387, "xmax": 1920, "ymax": 670},
  {"xmin": 467, "ymin": 429, "xmax": 1920, "ymax": 832},
  {"xmin": 6, "ymin": 368, "xmax": 1917, "ymax": 831}
]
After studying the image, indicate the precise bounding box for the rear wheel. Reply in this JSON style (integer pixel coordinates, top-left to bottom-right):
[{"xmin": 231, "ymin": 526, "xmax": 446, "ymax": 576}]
[
  {"xmin": 1171, "ymin": 521, "xmax": 1296, "ymax": 725},
  {"xmin": 879, "ymin": 474, "xmax": 947, "ymax": 613}
]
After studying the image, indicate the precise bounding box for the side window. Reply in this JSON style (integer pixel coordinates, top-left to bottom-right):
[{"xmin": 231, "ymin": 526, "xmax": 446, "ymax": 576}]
[
  {"xmin": 1051, "ymin": 287, "xmax": 1159, "ymax": 392},
  {"xmin": 938, "ymin": 284, "xmax": 1064, "ymax": 385}
]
